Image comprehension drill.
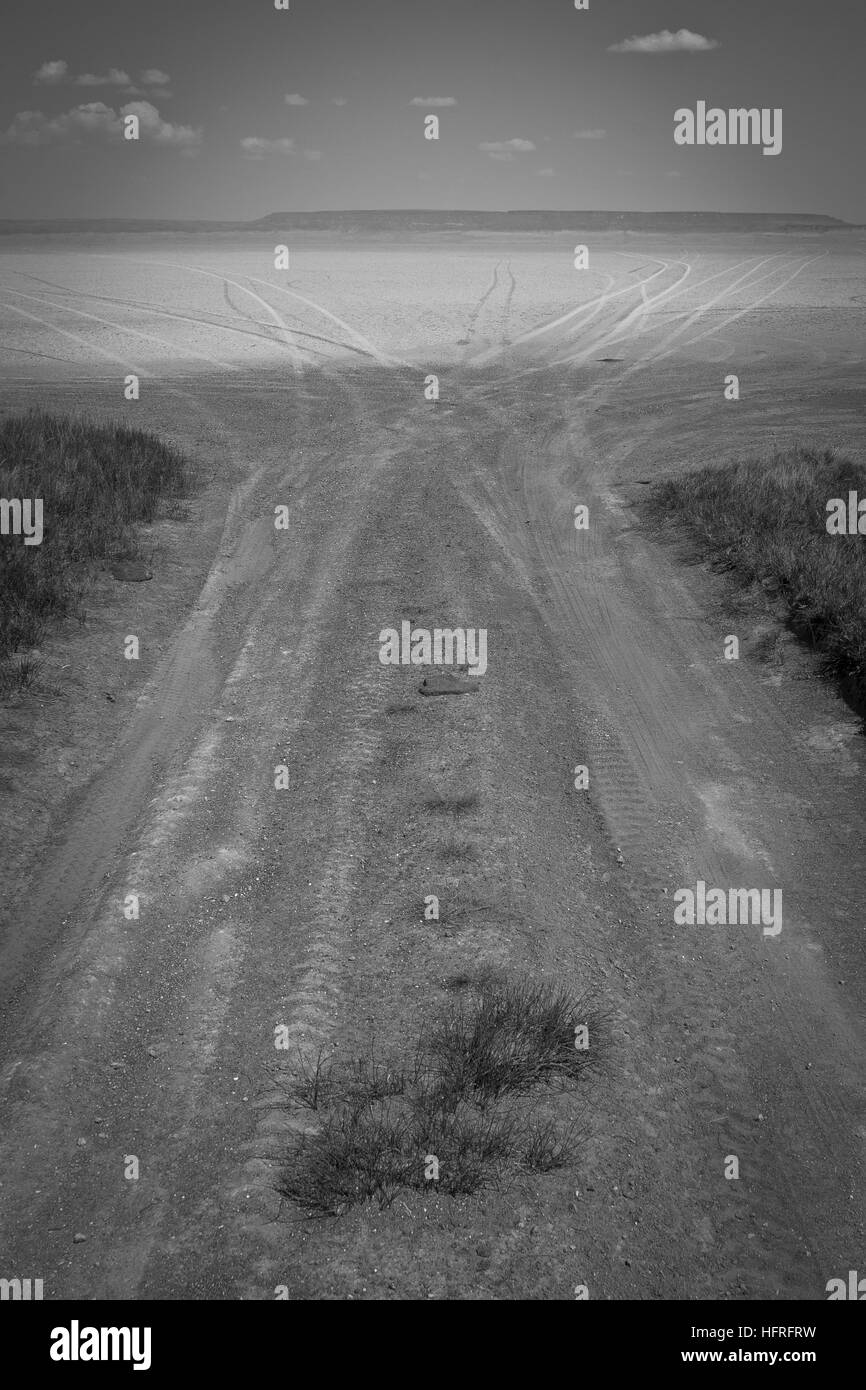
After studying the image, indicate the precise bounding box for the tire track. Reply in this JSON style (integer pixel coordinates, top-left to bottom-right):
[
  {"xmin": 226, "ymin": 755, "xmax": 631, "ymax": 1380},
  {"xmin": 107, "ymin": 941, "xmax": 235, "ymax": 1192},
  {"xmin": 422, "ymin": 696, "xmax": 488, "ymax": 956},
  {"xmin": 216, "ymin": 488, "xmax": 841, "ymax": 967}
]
[
  {"xmin": 0, "ymin": 345, "xmax": 428, "ymax": 1295},
  {"xmin": 449, "ymin": 362, "xmax": 866, "ymax": 1297},
  {"xmin": 458, "ymin": 260, "xmax": 501, "ymax": 362},
  {"xmin": 1, "ymin": 285, "xmax": 241, "ymax": 374},
  {"xmin": 89, "ymin": 255, "xmax": 314, "ymax": 372}
]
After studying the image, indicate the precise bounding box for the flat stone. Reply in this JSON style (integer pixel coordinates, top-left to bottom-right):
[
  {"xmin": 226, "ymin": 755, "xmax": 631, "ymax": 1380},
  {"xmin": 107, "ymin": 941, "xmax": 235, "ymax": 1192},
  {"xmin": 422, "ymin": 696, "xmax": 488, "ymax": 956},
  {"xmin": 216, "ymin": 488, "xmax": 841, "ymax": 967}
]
[
  {"xmin": 109, "ymin": 560, "xmax": 152, "ymax": 582},
  {"xmin": 418, "ymin": 673, "xmax": 480, "ymax": 696}
]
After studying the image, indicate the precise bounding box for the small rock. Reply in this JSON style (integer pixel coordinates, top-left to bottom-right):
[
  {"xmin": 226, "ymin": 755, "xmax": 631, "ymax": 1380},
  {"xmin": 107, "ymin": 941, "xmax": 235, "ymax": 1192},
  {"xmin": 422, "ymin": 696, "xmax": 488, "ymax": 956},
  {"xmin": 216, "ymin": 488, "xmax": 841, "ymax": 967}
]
[
  {"xmin": 419, "ymin": 673, "xmax": 479, "ymax": 697},
  {"xmin": 109, "ymin": 560, "xmax": 152, "ymax": 583},
  {"xmin": 73, "ymin": 1232, "xmax": 87, "ymax": 1244}
]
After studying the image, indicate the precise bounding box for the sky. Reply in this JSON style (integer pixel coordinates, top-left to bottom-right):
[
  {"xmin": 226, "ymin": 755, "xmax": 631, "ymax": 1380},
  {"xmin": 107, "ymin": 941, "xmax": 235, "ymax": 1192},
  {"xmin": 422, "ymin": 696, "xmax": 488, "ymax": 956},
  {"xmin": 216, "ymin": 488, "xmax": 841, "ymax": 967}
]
[{"xmin": 0, "ymin": 0, "xmax": 863, "ymax": 222}]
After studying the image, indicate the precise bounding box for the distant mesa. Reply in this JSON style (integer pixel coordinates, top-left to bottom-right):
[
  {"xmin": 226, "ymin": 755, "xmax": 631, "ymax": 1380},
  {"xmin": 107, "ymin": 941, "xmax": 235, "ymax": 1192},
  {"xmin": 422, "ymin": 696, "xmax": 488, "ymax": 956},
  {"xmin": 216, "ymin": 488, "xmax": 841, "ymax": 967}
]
[{"xmin": 249, "ymin": 209, "xmax": 852, "ymax": 233}]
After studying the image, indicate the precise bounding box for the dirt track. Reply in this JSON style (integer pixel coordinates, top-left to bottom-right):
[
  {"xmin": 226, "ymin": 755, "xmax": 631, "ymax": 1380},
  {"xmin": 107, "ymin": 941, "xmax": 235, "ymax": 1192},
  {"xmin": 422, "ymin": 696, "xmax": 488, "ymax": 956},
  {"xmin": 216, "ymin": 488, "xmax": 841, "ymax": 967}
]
[{"xmin": 1, "ymin": 235, "xmax": 865, "ymax": 1298}]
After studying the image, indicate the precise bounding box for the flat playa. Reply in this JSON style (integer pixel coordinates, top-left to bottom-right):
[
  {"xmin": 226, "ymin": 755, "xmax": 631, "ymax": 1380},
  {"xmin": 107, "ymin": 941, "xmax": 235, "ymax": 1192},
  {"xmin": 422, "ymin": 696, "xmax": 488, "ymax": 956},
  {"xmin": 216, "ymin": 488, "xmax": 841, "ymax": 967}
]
[
  {"xmin": 2, "ymin": 230, "xmax": 864, "ymax": 380},
  {"xmin": 1, "ymin": 231, "xmax": 865, "ymax": 1299}
]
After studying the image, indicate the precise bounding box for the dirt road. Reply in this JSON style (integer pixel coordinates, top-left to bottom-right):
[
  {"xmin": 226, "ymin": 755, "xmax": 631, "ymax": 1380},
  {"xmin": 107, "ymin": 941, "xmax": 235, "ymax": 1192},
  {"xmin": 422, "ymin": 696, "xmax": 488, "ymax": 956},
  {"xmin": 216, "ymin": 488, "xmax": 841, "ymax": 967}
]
[{"xmin": 1, "ymin": 238, "xmax": 864, "ymax": 1298}]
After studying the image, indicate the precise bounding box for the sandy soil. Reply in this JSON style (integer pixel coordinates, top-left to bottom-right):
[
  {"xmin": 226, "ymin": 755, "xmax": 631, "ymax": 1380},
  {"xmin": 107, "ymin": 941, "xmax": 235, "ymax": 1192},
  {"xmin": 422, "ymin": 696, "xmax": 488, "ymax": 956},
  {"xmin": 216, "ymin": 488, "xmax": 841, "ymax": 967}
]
[{"xmin": 0, "ymin": 232, "xmax": 864, "ymax": 1299}]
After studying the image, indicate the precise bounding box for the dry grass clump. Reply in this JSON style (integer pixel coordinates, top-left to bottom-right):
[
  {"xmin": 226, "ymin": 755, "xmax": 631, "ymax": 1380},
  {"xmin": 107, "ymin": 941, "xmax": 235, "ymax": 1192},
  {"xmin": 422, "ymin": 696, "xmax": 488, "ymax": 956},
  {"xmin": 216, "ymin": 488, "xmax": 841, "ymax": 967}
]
[
  {"xmin": 278, "ymin": 975, "xmax": 604, "ymax": 1215},
  {"xmin": 646, "ymin": 446, "xmax": 866, "ymax": 704},
  {"xmin": 0, "ymin": 410, "xmax": 190, "ymax": 678}
]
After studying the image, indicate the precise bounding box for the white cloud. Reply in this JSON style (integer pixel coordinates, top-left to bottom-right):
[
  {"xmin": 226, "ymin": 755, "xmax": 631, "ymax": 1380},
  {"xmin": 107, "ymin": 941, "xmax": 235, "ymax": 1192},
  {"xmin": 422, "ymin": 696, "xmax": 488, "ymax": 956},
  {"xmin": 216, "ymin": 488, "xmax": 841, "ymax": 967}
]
[
  {"xmin": 75, "ymin": 68, "xmax": 131, "ymax": 87},
  {"xmin": 125, "ymin": 101, "xmax": 200, "ymax": 148},
  {"xmin": 410, "ymin": 96, "xmax": 456, "ymax": 106},
  {"xmin": 284, "ymin": 93, "xmax": 309, "ymax": 105},
  {"xmin": 0, "ymin": 100, "xmax": 201, "ymax": 150},
  {"xmin": 608, "ymin": 29, "xmax": 719, "ymax": 54},
  {"xmin": 0, "ymin": 103, "xmax": 118, "ymax": 145},
  {"xmin": 33, "ymin": 61, "xmax": 171, "ymax": 95},
  {"xmin": 34, "ymin": 60, "xmax": 68, "ymax": 84},
  {"xmin": 479, "ymin": 137, "xmax": 536, "ymax": 161},
  {"xmin": 573, "ymin": 128, "xmax": 606, "ymax": 140},
  {"xmin": 240, "ymin": 135, "xmax": 296, "ymax": 159}
]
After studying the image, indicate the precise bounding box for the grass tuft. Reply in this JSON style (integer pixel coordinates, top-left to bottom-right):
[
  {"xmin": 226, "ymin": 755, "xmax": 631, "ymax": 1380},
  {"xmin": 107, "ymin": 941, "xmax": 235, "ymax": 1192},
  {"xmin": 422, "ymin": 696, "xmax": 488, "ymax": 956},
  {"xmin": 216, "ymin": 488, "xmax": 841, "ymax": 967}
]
[
  {"xmin": 428, "ymin": 976, "xmax": 599, "ymax": 1103},
  {"xmin": 278, "ymin": 974, "xmax": 605, "ymax": 1216},
  {"xmin": 645, "ymin": 445, "xmax": 866, "ymax": 702},
  {"xmin": 0, "ymin": 410, "xmax": 190, "ymax": 664},
  {"xmin": 438, "ymin": 838, "xmax": 481, "ymax": 863}
]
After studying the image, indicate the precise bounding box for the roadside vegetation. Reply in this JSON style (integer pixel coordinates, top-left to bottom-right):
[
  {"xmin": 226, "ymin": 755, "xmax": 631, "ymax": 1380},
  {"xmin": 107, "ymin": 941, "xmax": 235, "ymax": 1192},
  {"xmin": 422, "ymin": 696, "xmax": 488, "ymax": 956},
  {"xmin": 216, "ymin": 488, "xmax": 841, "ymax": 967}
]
[
  {"xmin": 645, "ymin": 445, "xmax": 866, "ymax": 707},
  {"xmin": 0, "ymin": 410, "xmax": 190, "ymax": 690},
  {"xmin": 277, "ymin": 973, "xmax": 605, "ymax": 1216}
]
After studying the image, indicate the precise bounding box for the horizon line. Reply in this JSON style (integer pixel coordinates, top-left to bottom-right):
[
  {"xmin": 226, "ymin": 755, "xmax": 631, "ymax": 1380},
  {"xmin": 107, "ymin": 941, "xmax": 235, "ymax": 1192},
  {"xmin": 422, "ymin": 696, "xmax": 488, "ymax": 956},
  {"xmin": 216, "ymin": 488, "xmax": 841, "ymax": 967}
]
[{"xmin": 0, "ymin": 207, "xmax": 854, "ymax": 225}]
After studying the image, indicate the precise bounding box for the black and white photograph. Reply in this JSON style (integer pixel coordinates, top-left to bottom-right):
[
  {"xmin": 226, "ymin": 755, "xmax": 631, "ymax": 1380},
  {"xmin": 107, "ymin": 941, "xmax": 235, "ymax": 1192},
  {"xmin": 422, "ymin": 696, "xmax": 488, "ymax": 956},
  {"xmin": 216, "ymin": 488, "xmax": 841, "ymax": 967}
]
[{"xmin": 0, "ymin": 0, "xmax": 864, "ymax": 1344}]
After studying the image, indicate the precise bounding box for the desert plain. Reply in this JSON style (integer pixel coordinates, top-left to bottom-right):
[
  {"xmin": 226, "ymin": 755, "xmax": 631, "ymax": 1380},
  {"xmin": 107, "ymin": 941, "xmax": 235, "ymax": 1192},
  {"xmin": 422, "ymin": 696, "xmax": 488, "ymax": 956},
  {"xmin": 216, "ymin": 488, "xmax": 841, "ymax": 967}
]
[{"xmin": 0, "ymin": 228, "xmax": 865, "ymax": 1299}]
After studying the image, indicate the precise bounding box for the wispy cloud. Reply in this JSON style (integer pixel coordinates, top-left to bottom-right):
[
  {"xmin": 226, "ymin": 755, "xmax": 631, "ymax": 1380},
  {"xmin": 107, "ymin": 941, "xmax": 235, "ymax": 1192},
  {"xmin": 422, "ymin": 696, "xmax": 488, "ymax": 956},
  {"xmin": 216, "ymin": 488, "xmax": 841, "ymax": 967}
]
[
  {"xmin": 75, "ymin": 68, "xmax": 131, "ymax": 88},
  {"xmin": 284, "ymin": 93, "xmax": 309, "ymax": 106},
  {"xmin": 332, "ymin": 97, "xmax": 348, "ymax": 106},
  {"xmin": 126, "ymin": 101, "xmax": 197, "ymax": 148},
  {"xmin": 536, "ymin": 167, "xmax": 556, "ymax": 177},
  {"xmin": 33, "ymin": 60, "xmax": 172, "ymax": 97},
  {"xmin": 479, "ymin": 137, "xmax": 536, "ymax": 161},
  {"xmin": 303, "ymin": 148, "xmax": 322, "ymax": 161},
  {"xmin": 573, "ymin": 128, "xmax": 606, "ymax": 140},
  {"xmin": 34, "ymin": 60, "xmax": 68, "ymax": 85},
  {"xmin": 608, "ymin": 29, "xmax": 720, "ymax": 54},
  {"xmin": 240, "ymin": 135, "xmax": 296, "ymax": 159},
  {"xmin": 410, "ymin": 96, "xmax": 456, "ymax": 107},
  {"xmin": 1, "ymin": 100, "xmax": 201, "ymax": 149}
]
